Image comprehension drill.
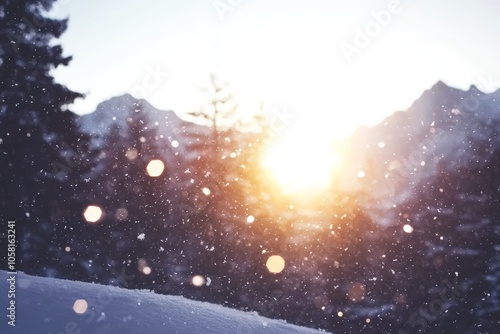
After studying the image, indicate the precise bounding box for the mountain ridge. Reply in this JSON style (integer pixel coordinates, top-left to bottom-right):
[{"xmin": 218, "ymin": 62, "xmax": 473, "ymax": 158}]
[
  {"xmin": 77, "ymin": 81, "xmax": 500, "ymax": 228},
  {"xmin": 334, "ymin": 80, "xmax": 500, "ymax": 225}
]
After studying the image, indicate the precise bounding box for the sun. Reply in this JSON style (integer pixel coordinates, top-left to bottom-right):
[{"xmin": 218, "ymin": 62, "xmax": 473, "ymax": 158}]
[{"xmin": 262, "ymin": 132, "xmax": 340, "ymax": 194}]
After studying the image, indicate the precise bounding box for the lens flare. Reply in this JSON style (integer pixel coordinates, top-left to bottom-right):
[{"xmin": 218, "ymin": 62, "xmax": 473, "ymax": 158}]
[
  {"xmin": 73, "ymin": 299, "xmax": 88, "ymax": 314},
  {"xmin": 403, "ymin": 224, "xmax": 414, "ymax": 233},
  {"xmin": 83, "ymin": 205, "xmax": 103, "ymax": 223},
  {"xmin": 192, "ymin": 275, "xmax": 205, "ymax": 287},
  {"xmin": 266, "ymin": 255, "xmax": 285, "ymax": 274},
  {"xmin": 147, "ymin": 159, "xmax": 165, "ymax": 177}
]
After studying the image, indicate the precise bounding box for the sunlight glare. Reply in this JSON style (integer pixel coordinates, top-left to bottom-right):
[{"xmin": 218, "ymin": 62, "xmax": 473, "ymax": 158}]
[{"xmin": 263, "ymin": 134, "xmax": 339, "ymax": 193}]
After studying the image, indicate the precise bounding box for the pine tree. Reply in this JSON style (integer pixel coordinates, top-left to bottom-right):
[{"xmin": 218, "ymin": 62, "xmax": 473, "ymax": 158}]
[
  {"xmin": 0, "ymin": 0, "xmax": 86, "ymax": 274},
  {"xmin": 181, "ymin": 74, "xmax": 254, "ymax": 301},
  {"xmin": 184, "ymin": 74, "xmax": 239, "ymax": 236},
  {"xmin": 84, "ymin": 102, "xmax": 180, "ymax": 288}
]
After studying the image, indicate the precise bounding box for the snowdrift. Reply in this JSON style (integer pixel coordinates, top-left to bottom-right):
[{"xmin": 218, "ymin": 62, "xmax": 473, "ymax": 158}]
[{"xmin": 0, "ymin": 271, "xmax": 326, "ymax": 333}]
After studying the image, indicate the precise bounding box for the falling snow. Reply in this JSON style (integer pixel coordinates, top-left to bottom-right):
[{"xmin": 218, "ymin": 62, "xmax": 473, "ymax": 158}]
[{"xmin": 2, "ymin": 13, "xmax": 500, "ymax": 332}]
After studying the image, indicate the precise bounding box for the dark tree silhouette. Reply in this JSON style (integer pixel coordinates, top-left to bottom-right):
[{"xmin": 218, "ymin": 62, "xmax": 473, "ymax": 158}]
[{"xmin": 0, "ymin": 0, "xmax": 90, "ymax": 274}]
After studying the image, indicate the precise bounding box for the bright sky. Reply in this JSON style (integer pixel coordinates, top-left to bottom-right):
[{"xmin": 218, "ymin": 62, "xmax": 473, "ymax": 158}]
[{"xmin": 51, "ymin": 0, "xmax": 500, "ymax": 140}]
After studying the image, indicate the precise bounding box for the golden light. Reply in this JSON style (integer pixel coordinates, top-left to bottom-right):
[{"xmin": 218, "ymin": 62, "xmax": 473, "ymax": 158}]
[
  {"xmin": 83, "ymin": 205, "xmax": 103, "ymax": 223},
  {"xmin": 266, "ymin": 255, "xmax": 285, "ymax": 274},
  {"xmin": 262, "ymin": 135, "xmax": 340, "ymax": 193},
  {"xmin": 147, "ymin": 159, "xmax": 165, "ymax": 177},
  {"xmin": 192, "ymin": 275, "xmax": 205, "ymax": 287},
  {"xmin": 73, "ymin": 299, "xmax": 88, "ymax": 314},
  {"xmin": 403, "ymin": 224, "xmax": 414, "ymax": 233},
  {"xmin": 246, "ymin": 215, "xmax": 255, "ymax": 223}
]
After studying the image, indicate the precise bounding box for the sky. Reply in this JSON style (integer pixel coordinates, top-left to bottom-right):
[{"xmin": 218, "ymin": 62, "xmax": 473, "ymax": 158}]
[{"xmin": 50, "ymin": 0, "xmax": 500, "ymax": 141}]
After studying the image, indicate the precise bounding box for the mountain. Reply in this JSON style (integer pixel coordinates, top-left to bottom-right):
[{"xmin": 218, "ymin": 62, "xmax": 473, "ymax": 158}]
[
  {"xmin": 328, "ymin": 81, "xmax": 500, "ymax": 332},
  {"xmin": 77, "ymin": 82, "xmax": 500, "ymax": 229},
  {"xmin": 336, "ymin": 81, "xmax": 500, "ymax": 225},
  {"xmin": 10, "ymin": 82, "xmax": 498, "ymax": 333},
  {"xmin": 78, "ymin": 94, "xmax": 209, "ymax": 160}
]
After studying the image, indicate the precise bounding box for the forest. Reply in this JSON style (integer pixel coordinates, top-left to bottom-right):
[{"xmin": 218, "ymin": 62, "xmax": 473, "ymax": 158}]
[{"xmin": 1, "ymin": 1, "xmax": 500, "ymax": 333}]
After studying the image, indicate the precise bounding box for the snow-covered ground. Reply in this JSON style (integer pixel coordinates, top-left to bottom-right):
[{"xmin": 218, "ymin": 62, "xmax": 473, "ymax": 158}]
[{"xmin": 0, "ymin": 271, "xmax": 326, "ymax": 334}]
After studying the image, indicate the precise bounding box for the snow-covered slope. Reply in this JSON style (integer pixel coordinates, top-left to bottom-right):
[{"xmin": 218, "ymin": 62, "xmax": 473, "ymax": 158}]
[{"xmin": 0, "ymin": 271, "xmax": 327, "ymax": 334}]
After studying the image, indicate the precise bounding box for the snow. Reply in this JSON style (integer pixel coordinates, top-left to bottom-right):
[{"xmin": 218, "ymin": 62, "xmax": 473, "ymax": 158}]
[
  {"xmin": 0, "ymin": 271, "xmax": 326, "ymax": 334},
  {"xmin": 335, "ymin": 81, "xmax": 500, "ymax": 226},
  {"xmin": 78, "ymin": 94, "xmax": 209, "ymax": 159}
]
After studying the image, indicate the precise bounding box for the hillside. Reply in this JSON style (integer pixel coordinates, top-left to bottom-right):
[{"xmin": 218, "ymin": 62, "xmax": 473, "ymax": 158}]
[{"xmin": 0, "ymin": 270, "xmax": 327, "ymax": 334}]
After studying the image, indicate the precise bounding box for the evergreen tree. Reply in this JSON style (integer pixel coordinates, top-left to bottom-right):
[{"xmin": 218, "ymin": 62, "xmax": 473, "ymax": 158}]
[
  {"xmin": 0, "ymin": 0, "xmax": 86, "ymax": 274},
  {"xmin": 82, "ymin": 102, "xmax": 180, "ymax": 289},
  {"xmin": 181, "ymin": 74, "xmax": 259, "ymax": 302}
]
